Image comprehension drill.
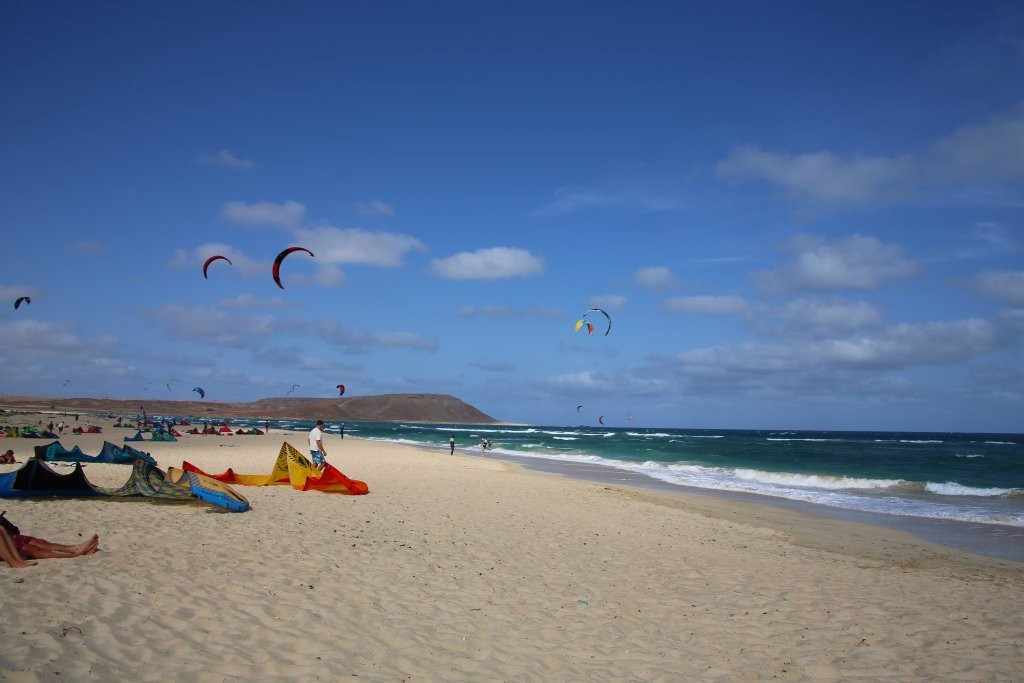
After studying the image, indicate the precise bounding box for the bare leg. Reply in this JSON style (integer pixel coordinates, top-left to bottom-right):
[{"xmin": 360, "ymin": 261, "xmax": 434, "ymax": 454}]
[
  {"xmin": 21, "ymin": 534, "xmax": 99, "ymax": 559},
  {"xmin": 0, "ymin": 530, "xmax": 37, "ymax": 568}
]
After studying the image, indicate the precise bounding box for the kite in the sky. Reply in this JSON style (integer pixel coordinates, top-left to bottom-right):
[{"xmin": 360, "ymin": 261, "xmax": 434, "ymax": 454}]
[
  {"xmin": 272, "ymin": 246, "xmax": 315, "ymax": 289},
  {"xmin": 62, "ymin": 379, "xmax": 71, "ymax": 386},
  {"xmin": 598, "ymin": 415, "xmax": 605, "ymax": 425},
  {"xmin": 14, "ymin": 296, "xmax": 30, "ymax": 310},
  {"xmin": 574, "ymin": 308, "xmax": 612, "ymax": 336},
  {"xmin": 576, "ymin": 405, "xmax": 583, "ymax": 413},
  {"xmin": 193, "ymin": 386, "xmax": 206, "ymax": 399},
  {"xmin": 287, "ymin": 384, "xmax": 301, "ymax": 395},
  {"xmin": 166, "ymin": 378, "xmax": 178, "ymax": 391},
  {"xmin": 337, "ymin": 384, "xmax": 346, "ymax": 397},
  {"xmin": 202, "ymin": 255, "xmax": 233, "ymax": 279}
]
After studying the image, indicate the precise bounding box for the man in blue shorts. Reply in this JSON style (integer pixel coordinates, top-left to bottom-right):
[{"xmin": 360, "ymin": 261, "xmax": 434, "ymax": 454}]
[{"xmin": 308, "ymin": 419, "xmax": 328, "ymax": 472}]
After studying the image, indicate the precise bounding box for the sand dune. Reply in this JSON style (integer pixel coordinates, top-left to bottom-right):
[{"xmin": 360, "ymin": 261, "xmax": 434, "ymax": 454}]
[{"xmin": 0, "ymin": 414, "xmax": 1021, "ymax": 679}]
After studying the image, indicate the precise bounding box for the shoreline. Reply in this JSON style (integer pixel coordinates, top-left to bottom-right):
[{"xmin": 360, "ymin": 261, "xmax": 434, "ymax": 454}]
[{"xmin": 414, "ymin": 440, "xmax": 1024, "ymax": 565}]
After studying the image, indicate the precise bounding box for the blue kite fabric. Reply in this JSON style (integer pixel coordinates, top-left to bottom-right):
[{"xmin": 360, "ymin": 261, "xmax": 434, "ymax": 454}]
[
  {"xmin": 34, "ymin": 441, "xmax": 156, "ymax": 465},
  {"xmin": 0, "ymin": 455, "xmax": 249, "ymax": 512}
]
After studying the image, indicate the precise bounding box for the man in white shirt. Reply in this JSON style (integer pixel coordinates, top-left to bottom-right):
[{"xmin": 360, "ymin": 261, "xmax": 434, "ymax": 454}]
[{"xmin": 308, "ymin": 419, "xmax": 328, "ymax": 472}]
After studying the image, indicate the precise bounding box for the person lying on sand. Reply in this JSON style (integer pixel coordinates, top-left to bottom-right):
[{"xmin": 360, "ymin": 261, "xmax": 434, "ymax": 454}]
[
  {"xmin": 0, "ymin": 514, "xmax": 99, "ymax": 568},
  {"xmin": 0, "ymin": 449, "xmax": 16, "ymax": 464}
]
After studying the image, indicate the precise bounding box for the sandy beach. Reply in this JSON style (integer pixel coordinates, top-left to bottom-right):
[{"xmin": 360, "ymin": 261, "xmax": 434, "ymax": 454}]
[{"xmin": 0, "ymin": 412, "xmax": 1021, "ymax": 680}]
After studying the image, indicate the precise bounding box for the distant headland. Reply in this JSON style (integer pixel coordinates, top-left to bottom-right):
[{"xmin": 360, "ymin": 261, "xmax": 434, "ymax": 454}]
[{"xmin": 0, "ymin": 393, "xmax": 498, "ymax": 424}]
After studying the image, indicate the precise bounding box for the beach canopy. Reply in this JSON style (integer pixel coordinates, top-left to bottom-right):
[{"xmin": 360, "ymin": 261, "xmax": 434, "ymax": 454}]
[
  {"xmin": 0, "ymin": 454, "xmax": 249, "ymax": 512},
  {"xmin": 182, "ymin": 441, "xmax": 368, "ymax": 495}
]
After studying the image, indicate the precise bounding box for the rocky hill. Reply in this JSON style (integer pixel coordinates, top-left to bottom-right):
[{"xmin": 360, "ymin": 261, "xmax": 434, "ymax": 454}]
[{"xmin": 0, "ymin": 393, "xmax": 498, "ymax": 424}]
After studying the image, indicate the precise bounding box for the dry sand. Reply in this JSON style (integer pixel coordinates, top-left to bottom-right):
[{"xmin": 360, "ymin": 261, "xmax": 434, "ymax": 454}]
[{"xmin": 0, "ymin": 412, "xmax": 1021, "ymax": 680}]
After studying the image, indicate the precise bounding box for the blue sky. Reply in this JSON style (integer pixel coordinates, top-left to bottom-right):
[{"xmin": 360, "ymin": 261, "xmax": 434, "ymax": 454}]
[{"xmin": 1, "ymin": 1, "xmax": 1022, "ymax": 432}]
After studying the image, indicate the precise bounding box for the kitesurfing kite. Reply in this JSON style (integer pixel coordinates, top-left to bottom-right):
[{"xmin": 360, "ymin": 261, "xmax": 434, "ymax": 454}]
[
  {"xmin": 576, "ymin": 405, "xmax": 583, "ymax": 413},
  {"xmin": 574, "ymin": 308, "xmax": 612, "ymax": 336},
  {"xmin": 13, "ymin": 296, "xmax": 30, "ymax": 310},
  {"xmin": 192, "ymin": 386, "xmax": 206, "ymax": 399},
  {"xmin": 287, "ymin": 384, "xmax": 301, "ymax": 396},
  {"xmin": 337, "ymin": 384, "xmax": 346, "ymax": 397},
  {"xmin": 598, "ymin": 415, "xmax": 605, "ymax": 425},
  {"xmin": 272, "ymin": 246, "xmax": 315, "ymax": 289},
  {"xmin": 166, "ymin": 378, "xmax": 178, "ymax": 392},
  {"xmin": 202, "ymin": 255, "xmax": 233, "ymax": 279},
  {"xmin": 62, "ymin": 379, "xmax": 71, "ymax": 386}
]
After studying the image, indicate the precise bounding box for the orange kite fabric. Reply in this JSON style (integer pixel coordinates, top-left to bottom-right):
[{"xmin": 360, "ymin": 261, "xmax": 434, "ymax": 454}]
[{"xmin": 182, "ymin": 441, "xmax": 368, "ymax": 495}]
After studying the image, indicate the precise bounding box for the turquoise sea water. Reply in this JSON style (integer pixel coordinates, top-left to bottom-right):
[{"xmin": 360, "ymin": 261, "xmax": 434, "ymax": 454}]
[{"xmin": 214, "ymin": 418, "xmax": 1024, "ymax": 528}]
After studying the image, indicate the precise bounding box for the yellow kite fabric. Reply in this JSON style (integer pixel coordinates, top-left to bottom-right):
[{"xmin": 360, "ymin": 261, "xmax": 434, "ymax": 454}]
[{"xmin": 181, "ymin": 442, "xmax": 368, "ymax": 495}]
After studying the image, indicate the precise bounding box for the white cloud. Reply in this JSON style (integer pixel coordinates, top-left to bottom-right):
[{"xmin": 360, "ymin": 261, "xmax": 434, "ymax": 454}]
[
  {"xmin": 456, "ymin": 305, "xmax": 564, "ymax": 321},
  {"xmin": 926, "ymin": 107, "xmax": 1024, "ymax": 184},
  {"xmin": 634, "ymin": 266, "xmax": 678, "ymax": 289},
  {"xmin": 195, "ymin": 149, "xmax": 256, "ymax": 170},
  {"xmin": 220, "ymin": 200, "xmax": 306, "ymax": 229},
  {"xmin": 292, "ymin": 226, "xmax": 425, "ymax": 267},
  {"xmin": 971, "ymin": 270, "xmax": 1024, "ymax": 305},
  {"xmin": 773, "ymin": 297, "xmax": 882, "ymax": 331},
  {"xmin": 588, "ymin": 295, "xmax": 627, "ymax": 311},
  {"xmin": 0, "ymin": 284, "xmax": 38, "ymax": 301},
  {"xmin": 430, "ymin": 247, "xmax": 545, "ymax": 280},
  {"xmin": 355, "ymin": 200, "xmax": 395, "ymax": 217},
  {"xmin": 72, "ymin": 240, "xmax": 106, "ymax": 255},
  {"xmin": 168, "ymin": 243, "xmax": 264, "ymax": 278},
  {"xmin": 544, "ymin": 370, "xmax": 615, "ymax": 391},
  {"xmin": 715, "ymin": 145, "xmax": 916, "ymax": 203},
  {"xmin": 661, "ymin": 295, "xmax": 748, "ymax": 315},
  {"xmin": 753, "ymin": 234, "xmax": 918, "ymax": 293},
  {"xmin": 538, "ymin": 184, "xmax": 684, "ymax": 215},
  {"xmin": 218, "ymin": 293, "xmax": 299, "ymax": 310},
  {"xmin": 673, "ymin": 318, "xmax": 1004, "ymax": 376}
]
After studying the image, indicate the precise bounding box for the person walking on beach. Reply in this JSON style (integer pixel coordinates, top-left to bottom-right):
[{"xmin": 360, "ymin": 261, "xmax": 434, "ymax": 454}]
[
  {"xmin": 449, "ymin": 435, "xmax": 455, "ymax": 455},
  {"xmin": 340, "ymin": 422, "xmax": 345, "ymax": 439},
  {"xmin": 308, "ymin": 419, "xmax": 328, "ymax": 472}
]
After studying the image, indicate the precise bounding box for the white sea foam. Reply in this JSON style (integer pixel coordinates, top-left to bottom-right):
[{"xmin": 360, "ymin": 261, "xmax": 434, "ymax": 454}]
[
  {"xmin": 552, "ymin": 436, "xmax": 577, "ymax": 441},
  {"xmin": 955, "ymin": 454, "xmax": 984, "ymax": 459},
  {"xmin": 732, "ymin": 469, "xmax": 903, "ymax": 490},
  {"xmin": 765, "ymin": 438, "xmax": 842, "ymax": 443},
  {"xmin": 984, "ymin": 441, "xmax": 1015, "ymax": 446},
  {"xmin": 899, "ymin": 439, "xmax": 944, "ymax": 444},
  {"xmin": 924, "ymin": 482, "xmax": 1017, "ymax": 497},
  {"xmin": 625, "ymin": 432, "xmax": 675, "ymax": 438}
]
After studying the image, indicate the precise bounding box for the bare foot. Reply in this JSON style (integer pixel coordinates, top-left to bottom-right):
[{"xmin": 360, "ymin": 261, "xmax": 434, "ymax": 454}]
[
  {"xmin": 9, "ymin": 558, "xmax": 37, "ymax": 568},
  {"xmin": 75, "ymin": 534, "xmax": 99, "ymax": 556}
]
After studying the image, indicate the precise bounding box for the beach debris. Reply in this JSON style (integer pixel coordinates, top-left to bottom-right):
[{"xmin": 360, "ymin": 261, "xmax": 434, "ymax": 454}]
[
  {"xmin": 13, "ymin": 296, "xmax": 30, "ymax": 310},
  {"xmin": 272, "ymin": 246, "xmax": 315, "ymax": 289},
  {"xmin": 573, "ymin": 307, "xmax": 612, "ymax": 336},
  {"xmin": 202, "ymin": 254, "xmax": 233, "ymax": 279},
  {"xmin": 192, "ymin": 386, "xmax": 206, "ymax": 399}
]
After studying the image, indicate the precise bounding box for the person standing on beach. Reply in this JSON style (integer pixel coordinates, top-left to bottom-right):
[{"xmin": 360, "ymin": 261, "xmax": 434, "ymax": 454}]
[
  {"xmin": 449, "ymin": 435, "xmax": 455, "ymax": 455},
  {"xmin": 340, "ymin": 422, "xmax": 345, "ymax": 439},
  {"xmin": 308, "ymin": 419, "xmax": 328, "ymax": 472}
]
